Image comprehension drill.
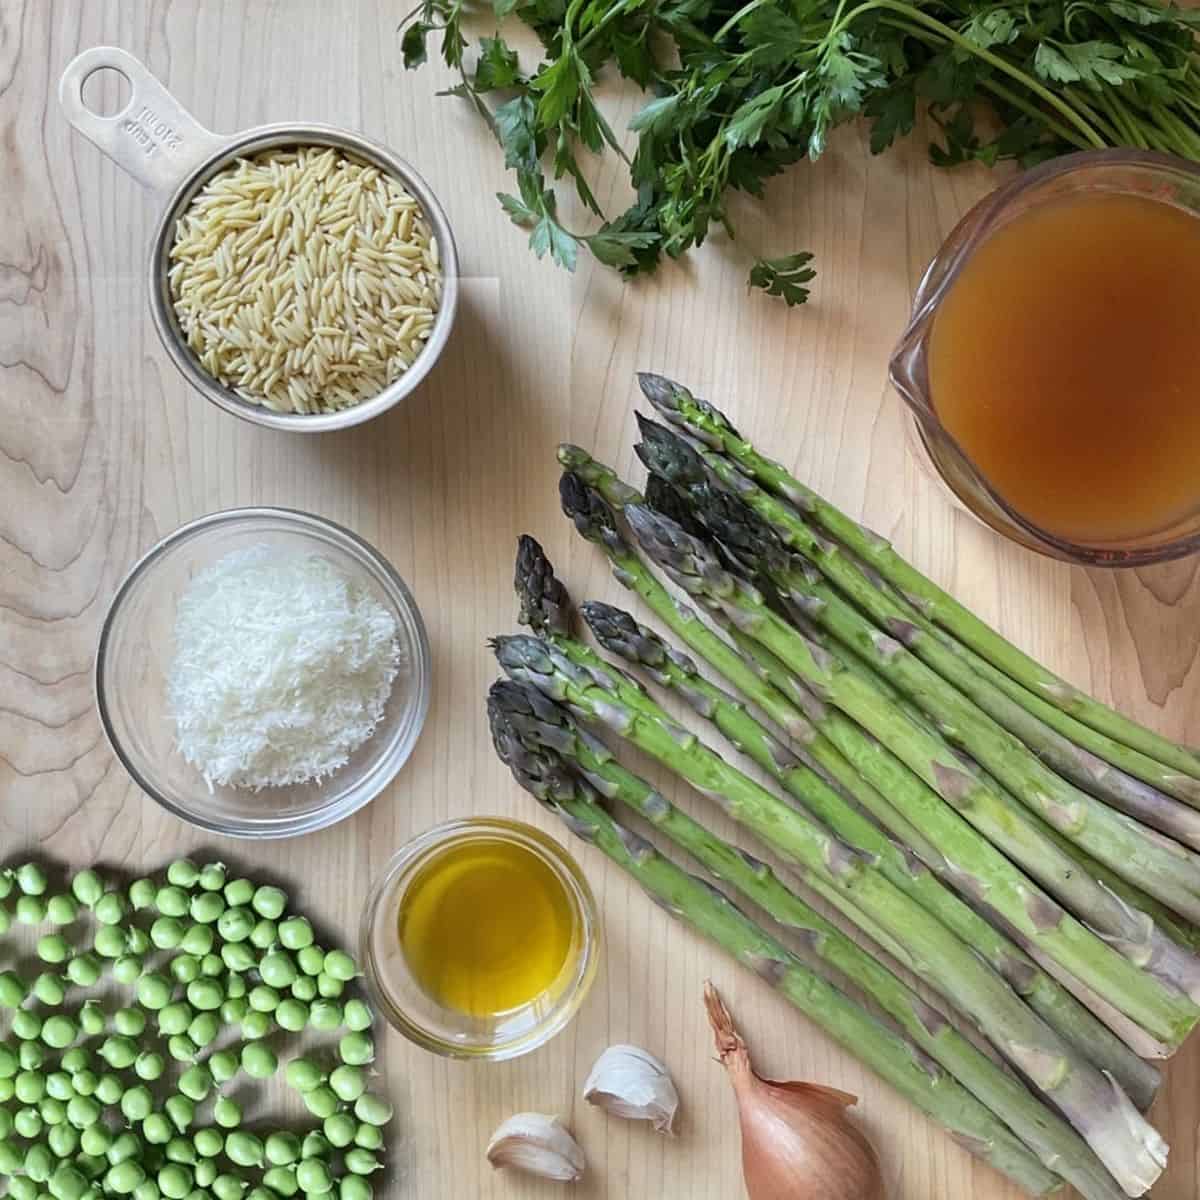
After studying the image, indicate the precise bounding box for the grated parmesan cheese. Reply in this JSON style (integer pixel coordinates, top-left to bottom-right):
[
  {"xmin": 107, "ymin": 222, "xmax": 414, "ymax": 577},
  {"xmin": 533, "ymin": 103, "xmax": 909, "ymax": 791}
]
[{"xmin": 168, "ymin": 545, "xmax": 401, "ymax": 791}]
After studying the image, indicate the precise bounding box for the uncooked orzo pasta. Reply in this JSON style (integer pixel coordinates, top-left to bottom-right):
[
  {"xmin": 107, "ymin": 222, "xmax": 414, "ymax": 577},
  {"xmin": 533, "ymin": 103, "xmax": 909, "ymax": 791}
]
[{"xmin": 167, "ymin": 145, "xmax": 443, "ymax": 415}]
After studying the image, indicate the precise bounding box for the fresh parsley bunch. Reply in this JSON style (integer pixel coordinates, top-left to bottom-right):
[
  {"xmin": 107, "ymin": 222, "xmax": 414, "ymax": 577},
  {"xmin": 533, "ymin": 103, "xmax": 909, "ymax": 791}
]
[{"xmin": 402, "ymin": 0, "xmax": 1200, "ymax": 303}]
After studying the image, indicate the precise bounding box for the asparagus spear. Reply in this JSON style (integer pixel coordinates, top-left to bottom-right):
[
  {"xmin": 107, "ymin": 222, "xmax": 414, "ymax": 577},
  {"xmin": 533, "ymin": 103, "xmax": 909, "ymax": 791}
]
[
  {"xmin": 718, "ymin": 606, "xmax": 1200, "ymax": 958},
  {"xmin": 492, "ymin": 634, "xmax": 1170, "ymax": 1194},
  {"xmin": 637, "ymin": 371, "xmax": 1200, "ymax": 787},
  {"xmin": 487, "ymin": 710, "xmax": 1067, "ymax": 1199},
  {"xmin": 653, "ymin": 457, "xmax": 1200, "ymax": 927},
  {"xmin": 559, "ymin": 457, "xmax": 1196, "ymax": 1040},
  {"xmin": 490, "ymin": 680, "xmax": 1130, "ymax": 1200},
  {"xmin": 621, "ymin": 502, "xmax": 1200, "ymax": 1042},
  {"xmin": 639, "ymin": 415, "xmax": 1200, "ymax": 847}
]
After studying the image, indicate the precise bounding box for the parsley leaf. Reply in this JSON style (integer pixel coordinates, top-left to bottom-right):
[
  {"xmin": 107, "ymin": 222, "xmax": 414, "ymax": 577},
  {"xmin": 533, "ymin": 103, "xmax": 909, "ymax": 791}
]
[{"xmin": 749, "ymin": 252, "xmax": 816, "ymax": 306}]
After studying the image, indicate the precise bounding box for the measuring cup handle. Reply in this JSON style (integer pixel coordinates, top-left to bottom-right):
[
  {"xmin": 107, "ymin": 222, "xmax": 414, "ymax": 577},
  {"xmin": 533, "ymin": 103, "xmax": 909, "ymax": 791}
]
[{"xmin": 59, "ymin": 47, "xmax": 226, "ymax": 195}]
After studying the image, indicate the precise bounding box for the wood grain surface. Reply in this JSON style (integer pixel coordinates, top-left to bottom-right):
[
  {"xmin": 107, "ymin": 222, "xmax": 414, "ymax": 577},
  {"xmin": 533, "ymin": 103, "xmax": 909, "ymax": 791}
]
[{"xmin": 3, "ymin": 2, "xmax": 1199, "ymax": 1196}]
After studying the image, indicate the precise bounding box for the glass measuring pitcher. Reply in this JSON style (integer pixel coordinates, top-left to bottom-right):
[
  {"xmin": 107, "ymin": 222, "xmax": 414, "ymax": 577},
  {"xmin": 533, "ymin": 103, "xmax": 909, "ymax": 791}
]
[{"xmin": 889, "ymin": 149, "xmax": 1200, "ymax": 567}]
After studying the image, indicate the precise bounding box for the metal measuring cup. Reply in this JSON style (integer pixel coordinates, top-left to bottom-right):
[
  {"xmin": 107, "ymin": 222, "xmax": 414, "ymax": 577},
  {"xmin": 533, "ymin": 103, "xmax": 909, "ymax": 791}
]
[{"xmin": 60, "ymin": 47, "xmax": 459, "ymax": 433}]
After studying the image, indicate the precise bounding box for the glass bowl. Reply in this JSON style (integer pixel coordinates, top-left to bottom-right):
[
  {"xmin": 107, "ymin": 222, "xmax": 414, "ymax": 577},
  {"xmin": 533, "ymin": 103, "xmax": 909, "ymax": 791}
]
[
  {"xmin": 95, "ymin": 507, "xmax": 431, "ymax": 838},
  {"xmin": 361, "ymin": 818, "xmax": 600, "ymax": 1060},
  {"xmin": 890, "ymin": 148, "xmax": 1200, "ymax": 566}
]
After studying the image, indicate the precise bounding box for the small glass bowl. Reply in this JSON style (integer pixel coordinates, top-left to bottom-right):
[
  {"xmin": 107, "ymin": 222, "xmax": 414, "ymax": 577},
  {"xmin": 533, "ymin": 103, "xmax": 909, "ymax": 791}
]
[
  {"xmin": 361, "ymin": 818, "xmax": 600, "ymax": 1060},
  {"xmin": 95, "ymin": 507, "xmax": 431, "ymax": 838}
]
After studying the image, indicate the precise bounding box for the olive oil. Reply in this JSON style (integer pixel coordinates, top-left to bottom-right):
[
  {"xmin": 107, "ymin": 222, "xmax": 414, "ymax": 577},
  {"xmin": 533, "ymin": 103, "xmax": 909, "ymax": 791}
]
[
  {"xmin": 928, "ymin": 191, "xmax": 1200, "ymax": 545},
  {"xmin": 397, "ymin": 838, "xmax": 575, "ymax": 1017}
]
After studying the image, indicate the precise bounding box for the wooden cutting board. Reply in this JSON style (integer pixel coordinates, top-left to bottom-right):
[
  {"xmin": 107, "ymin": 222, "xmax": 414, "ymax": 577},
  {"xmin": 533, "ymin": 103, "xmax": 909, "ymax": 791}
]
[{"xmin": 4, "ymin": 2, "xmax": 1198, "ymax": 1195}]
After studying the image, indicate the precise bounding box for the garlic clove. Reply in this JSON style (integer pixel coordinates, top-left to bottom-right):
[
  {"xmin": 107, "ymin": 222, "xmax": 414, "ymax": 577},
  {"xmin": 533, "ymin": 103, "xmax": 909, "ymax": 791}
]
[
  {"xmin": 486, "ymin": 1112, "xmax": 586, "ymax": 1182},
  {"xmin": 583, "ymin": 1043, "xmax": 680, "ymax": 1134}
]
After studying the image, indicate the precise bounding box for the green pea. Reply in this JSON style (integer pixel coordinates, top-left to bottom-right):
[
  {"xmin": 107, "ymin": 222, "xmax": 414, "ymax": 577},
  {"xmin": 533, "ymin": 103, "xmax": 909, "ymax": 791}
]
[
  {"xmin": 248, "ymin": 921, "xmax": 277, "ymax": 951},
  {"xmin": 296, "ymin": 946, "xmax": 325, "ymax": 977},
  {"xmin": 12, "ymin": 1009, "xmax": 42, "ymax": 1041},
  {"xmin": 176, "ymin": 925, "xmax": 212, "ymax": 958},
  {"xmin": 44, "ymin": 1070, "xmax": 72, "ymax": 1100},
  {"xmin": 157, "ymin": 1166, "xmax": 193, "ymax": 1200},
  {"xmin": 114, "ymin": 1007, "xmax": 147, "ymax": 1037},
  {"xmin": 126, "ymin": 927, "xmax": 151, "ymax": 956},
  {"xmin": 275, "ymin": 999, "xmax": 309, "ymax": 1033},
  {"xmin": 167, "ymin": 1036, "xmax": 198, "ymax": 1064},
  {"xmin": 60, "ymin": 1046, "xmax": 88, "ymax": 1072},
  {"xmin": 8, "ymin": 1175, "xmax": 36, "ymax": 1200},
  {"xmin": 128, "ymin": 879, "xmax": 156, "ymax": 911},
  {"xmin": 295, "ymin": 1160, "xmax": 332, "ymax": 1195},
  {"xmin": 199, "ymin": 954, "xmax": 223, "ymax": 978},
  {"xmin": 80, "ymin": 1125, "xmax": 112, "ymax": 1156},
  {"xmin": 0, "ymin": 1076, "xmax": 13, "ymax": 1103},
  {"xmin": 0, "ymin": 1137, "xmax": 20, "ymax": 1174},
  {"xmin": 17, "ymin": 863, "xmax": 48, "ymax": 896},
  {"xmin": 32, "ymin": 973, "xmax": 65, "ymax": 1007},
  {"xmin": 0, "ymin": 1108, "xmax": 10, "ymax": 1139},
  {"xmin": 323, "ymin": 950, "xmax": 357, "ymax": 981},
  {"xmin": 165, "ymin": 1095, "xmax": 195, "ymax": 1134},
  {"xmin": 323, "ymin": 1112, "xmax": 356, "ymax": 1150},
  {"xmin": 99, "ymin": 1036, "xmax": 137, "ymax": 1069},
  {"xmin": 219, "ymin": 997, "xmax": 248, "ymax": 1024},
  {"xmin": 178, "ymin": 1066, "xmax": 211, "ymax": 1102},
  {"xmin": 166, "ymin": 860, "xmax": 200, "ymax": 888},
  {"xmin": 15, "ymin": 1071, "xmax": 46, "ymax": 1103},
  {"xmin": 71, "ymin": 870, "xmax": 103, "ymax": 908},
  {"xmin": 189, "ymin": 893, "xmax": 224, "ymax": 925},
  {"xmin": 111, "ymin": 955, "xmax": 143, "ymax": 986},
  {"xmin": 316, "ymin": 974, "xmax": 344, "ymax": 1000},
  {"xmin": 185, "ymin": 980, "xmax": 222, "ymax": 1012},
  {"xmin": 35, "ymin": 934, "xmax": 68, "ymax": 964},
  {"xmin": 110, "ymin": 1133, "xmax": 144, "ymax": 1164},
  {"xmin": 94, "ymin": 1074, "xmax": 123, "ymax": 1106},
  {"xmin": 93, "ymin": 892, "xmax": 127, "ymax": 925},
  {"xmin": 285, "ymin": 1057, "xmax": 323, "ymax": 1093},
  {"xmin": 352, "ymin": 1123, "xmax": 381, "ymax": 1152},
  {"xmin": 220, "ymin": 943, "xmax": 255, "ymax": 973},
  {"xmin": 133, "ymin": 1181, "xmax": 161, "ymax": 1200},
  {"xmin": 259, "ymin": 1132, "xmax": 298, "ymax": 1166},
  {"xmin": 301, "ymin": 1087, "xmax": 338, "ymax": 1121},
  {"xmin": 277, "ymin": 917, "xmax": 313, "ymax": 950},
  {"xmin": 77, "ymin": 1149, "xmax": 109, "ymax": 1179},
  {"xmin": 137, "ymin": 973, "xmax": 173, "ymax": 1010},
  {"xmin": 211, "ymin": 1176, "xmax": 245, "ymax": 1200},
  {"xmin": 329, "ymin": 1066, "xmax": 366, "ymax": 1103},
  {"xmin": 225, "ymin": 1132, "xmax": 264, "ymax": 1169},
  {"xmin": 66, "ymin": 954, "xmax": 102, "ymax": 988},
  {"xmin": 224, "ymin": 973, "xmax": 246, "ymax": 1000},
  {"xmin": 121, "ymin": 1086, "xmax": 154, "ymax": 1123},
  {"xmin": 262, "ymin": 1168, "xmax": 298, "ymax": 1199},
  {"xmin": 309, "ymin": 1001, "xmax": 341, "ymax": 1031},
  {"xmin": 78, "ymin": 1001, "xmax": 104, "ymax": 1036},
  {"xmin": 0, "ymin": 1043, "xmax": 17, "ymax": 1077},
  {"xmin": 339, "ymin": 1034, "xmax": 374, "ymax": 1066},
  {"xmin": 48, "ymin": 1165, "xmax": 88, "ymax": 1200},
  {"xmin": 197, "ymin": 864, "xmax": 226, "ymax": 892},
  {"xmin": 66, "ymin": 1095, "xmax": 101, "ymax": 1129},
  {"xmin": 300, "ymin": 1133, "xmax": 330, "ymax": 1161},
  {"xmin": 41, "ymin": 1016, "xmax": 76, "ymax": 1050},
  {"xmin": 241, "ymin": 1011, "xmax": 271, "ymax": 1041},
  {"xmin": 158, "ymin": 1003, "xmax": 192, "ymax": 1036},
  {"xmin": 16, "ymin": 895, "xmax": 47, "ymax": 924},
  {"xmin": 46, "ymin": 1118, "xmax": 77, "ymax": 1156},
  {"xmin": 248, "ymin": 986, "xmax": 280, "ymax": 1014},
  {"xmin": 156, "ymin": 887, "xmax": 189, "ymax": 918},
  {"xmin": 25, "ymin": 1142, "xmax": 53, "ymax": 1183},
  {"xmin": 106, "ymin": 1162, "xmax": 147, "ymax": 1196},
  {"xmin": 19, "ymin": 1041, "xmax": 45, "ymax": 1072},
  {"xmin": 168, "ymin": 955, "xmax": 199, "ymax": 985},
  {"xmin": 252, "ymin": 886, "xmax": 287, "ymax": 920},
  {"xmin": 0, "ymin": 970, "xmax": 27, "ymax": 1008},
  {"xmin": 247, "ymin": 1189, "xmax": 277, "ymax": 1200},
  {"xmin": 165, "ymin": 1138, "xmax": 196, "ymax": 1166},
  {"xmin": 46, "ymin": 895, "xmax": 79, "ymax": 926},
  {"xmin": 0, "ymin": 870, "xmax": 11, "ymax": 901},
  {"xmin": 212, "ymin": 1097, "xmax": 241, "ymax": 1129},
  {"xmin": 215, "ymin": 907, "xmax": 253, "ymax": 944},
  {"xmin": 14, "ymin": 1108, "xmax": 44, "ymax": 1138},
  {"xmin": 151, "ymin": 918, "xmax": 186, "ymax": 950},
  {"xmin": 187, "ymin": 1012, "xmax": 219, "ymax": 1048},
  {"xmin": 344, "ymin": 1150, "xmax": 382, "ymax": 1177},
  {"xmin": 71, "ymin": 1070, "xmax": 98, "ymax": 1097},
  {"xmin": 338, "ymin": 1178, "xmax": 371, "ymax": 1200},
  {"xmin": 291, "ymin": 976, "xmax": 317, "ymax": 1003},
  {"xmin": 142, "ymin": 1114, "xmax": 172, "ymax": 1146},
  {"xmin": 92, "ymin": 926, "xmax": 127, "ymax": 958},
  {"xmin": 194, "ymin": 1159, "xmax": 217, "ymax": 1189},
  {"xmin": 240, "ymin": 1043, "xmax": 277, "ymax": 1080},
  {"xmin": 192, "ymin": 1128, "xmax": 223, "ymax": 1159}
]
